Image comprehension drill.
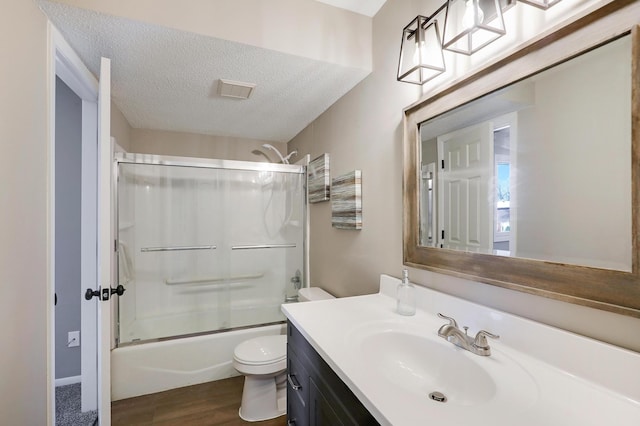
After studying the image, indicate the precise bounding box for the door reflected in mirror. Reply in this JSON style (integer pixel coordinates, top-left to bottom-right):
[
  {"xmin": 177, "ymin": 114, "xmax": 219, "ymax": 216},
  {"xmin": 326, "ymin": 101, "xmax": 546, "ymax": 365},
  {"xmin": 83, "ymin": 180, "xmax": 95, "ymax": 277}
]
[{"xmin": 418, "ymin": 34, "xmax": 632, "ymax": 272}]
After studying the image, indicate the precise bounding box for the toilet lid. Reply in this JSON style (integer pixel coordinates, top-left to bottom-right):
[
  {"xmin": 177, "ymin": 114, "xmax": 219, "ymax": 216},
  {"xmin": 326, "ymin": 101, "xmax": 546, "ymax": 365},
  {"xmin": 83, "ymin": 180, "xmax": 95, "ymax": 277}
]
[{"xmin": 234, "ymin": 335, "xmax": 287, "ymax": 365}]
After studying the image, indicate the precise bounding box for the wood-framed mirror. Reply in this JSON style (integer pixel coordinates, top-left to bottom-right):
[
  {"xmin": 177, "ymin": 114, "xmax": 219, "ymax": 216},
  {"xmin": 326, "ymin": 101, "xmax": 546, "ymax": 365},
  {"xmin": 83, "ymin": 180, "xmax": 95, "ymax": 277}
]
[{"xmin": 403, "ymin": 1, "xmax": 640, "ymax": 318}]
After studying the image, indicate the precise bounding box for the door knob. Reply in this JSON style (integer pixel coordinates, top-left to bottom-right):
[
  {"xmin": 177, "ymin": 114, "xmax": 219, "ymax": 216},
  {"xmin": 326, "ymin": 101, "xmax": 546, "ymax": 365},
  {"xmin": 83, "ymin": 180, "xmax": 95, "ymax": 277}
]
[
  {"xmin": 85, "ymin": 285, "xmax": 125, "ymax": 301},
  {"xmin": 85, "ymin": 288, "xmax": 100, "ymax": 300},
  {"xmin": 110, "ymin": 285, "xmax": 126, "ymax": 297}
]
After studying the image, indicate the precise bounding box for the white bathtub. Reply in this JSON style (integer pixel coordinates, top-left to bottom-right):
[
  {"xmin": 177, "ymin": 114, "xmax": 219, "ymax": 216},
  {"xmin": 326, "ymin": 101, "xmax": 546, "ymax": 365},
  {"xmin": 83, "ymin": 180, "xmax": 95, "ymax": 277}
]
[{"xmin": 111, "ymin": 323, "xmax": 287, "ymax": 400}]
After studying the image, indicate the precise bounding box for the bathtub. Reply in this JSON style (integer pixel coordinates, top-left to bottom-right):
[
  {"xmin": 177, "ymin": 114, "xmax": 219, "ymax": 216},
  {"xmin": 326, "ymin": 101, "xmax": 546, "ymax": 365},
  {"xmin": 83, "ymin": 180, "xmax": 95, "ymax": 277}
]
[{"xmin": 111, "ymin": 322, "xmax": 287, "ymax": 400}]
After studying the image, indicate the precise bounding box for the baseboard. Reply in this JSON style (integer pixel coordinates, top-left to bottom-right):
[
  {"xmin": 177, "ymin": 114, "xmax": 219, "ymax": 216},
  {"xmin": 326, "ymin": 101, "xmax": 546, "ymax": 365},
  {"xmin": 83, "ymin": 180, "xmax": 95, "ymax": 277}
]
[{"xmin": 56, "ymin": 375, "xmax": 81, "ymax": 387}]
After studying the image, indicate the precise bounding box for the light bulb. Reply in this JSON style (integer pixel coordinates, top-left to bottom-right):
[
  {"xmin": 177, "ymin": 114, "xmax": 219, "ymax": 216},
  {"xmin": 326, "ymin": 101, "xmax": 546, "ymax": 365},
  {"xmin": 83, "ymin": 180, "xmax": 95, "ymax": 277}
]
[
  {"xmin": 462, "ymin": 0, "xmax": 484, "ymax": 31},
  {"xmin": 413, "ymin": 40, "xmax": 427, "ymax": 65}
]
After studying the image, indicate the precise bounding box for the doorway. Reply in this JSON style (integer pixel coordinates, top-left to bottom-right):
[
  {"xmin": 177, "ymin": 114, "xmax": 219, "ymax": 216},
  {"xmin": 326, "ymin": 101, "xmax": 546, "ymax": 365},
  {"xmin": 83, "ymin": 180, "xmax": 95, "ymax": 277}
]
[
  {"xmin": 50, "ymin": 27, "xmax": 100, "ymax": 425},
  {"xmin": 54, "ymin": 75, "xmax": 97, "ymax": 425}
]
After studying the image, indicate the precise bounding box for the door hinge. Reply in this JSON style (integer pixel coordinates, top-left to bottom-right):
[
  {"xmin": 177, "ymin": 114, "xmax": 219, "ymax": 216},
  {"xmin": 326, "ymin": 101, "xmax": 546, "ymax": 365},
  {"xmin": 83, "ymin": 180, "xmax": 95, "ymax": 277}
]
[
  {"xmin": 441, "ymin": 160, "xmax": 445, "ymax": 169},
  {"xmin": 114, "ymin": 239, "xmax": 118, "ymax": 252},
  {"xmin": 441, "ymin": 230, "xmax": 445, "ymax": 240}
]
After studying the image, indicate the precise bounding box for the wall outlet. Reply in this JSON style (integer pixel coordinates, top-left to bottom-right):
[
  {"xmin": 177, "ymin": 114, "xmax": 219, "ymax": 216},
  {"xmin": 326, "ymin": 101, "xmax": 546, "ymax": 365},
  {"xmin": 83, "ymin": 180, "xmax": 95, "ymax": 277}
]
[{"xmin": 68, "ymin": 331, "xmax": 80, "ymax": 348}]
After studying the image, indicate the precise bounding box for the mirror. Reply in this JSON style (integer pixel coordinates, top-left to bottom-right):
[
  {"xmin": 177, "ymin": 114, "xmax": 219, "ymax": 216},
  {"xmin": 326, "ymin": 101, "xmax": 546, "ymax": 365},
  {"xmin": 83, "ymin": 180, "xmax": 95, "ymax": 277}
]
[
  {"xmin": 418, "ymin": 35, "xmax": 631, "ymax": 271},
  {"xmin": 403, "ymin": 3, "xmax": 640, "ymax": 318}
]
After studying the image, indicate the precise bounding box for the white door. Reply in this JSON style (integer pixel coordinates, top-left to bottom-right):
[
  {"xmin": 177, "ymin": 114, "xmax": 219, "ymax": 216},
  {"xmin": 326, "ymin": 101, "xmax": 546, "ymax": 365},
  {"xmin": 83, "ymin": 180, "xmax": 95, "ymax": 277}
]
[
  {"xmin": 437, "ymin": 122, "xmax": 493, "ymax": 252},
  {"xmin": 80, "ymin": 90, "xmax": 99, "ymax": 414},
  {"xmin": 97, "ymin": 56, "xmax": 113, "ymax": 425}
]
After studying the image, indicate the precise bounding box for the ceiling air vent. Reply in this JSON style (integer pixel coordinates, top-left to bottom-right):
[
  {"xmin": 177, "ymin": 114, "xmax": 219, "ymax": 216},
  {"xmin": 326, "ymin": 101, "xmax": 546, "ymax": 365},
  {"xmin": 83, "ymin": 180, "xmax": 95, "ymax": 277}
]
[{"xmin": 217, "ymin": 79, "xmax": 256, "ymax": 100}]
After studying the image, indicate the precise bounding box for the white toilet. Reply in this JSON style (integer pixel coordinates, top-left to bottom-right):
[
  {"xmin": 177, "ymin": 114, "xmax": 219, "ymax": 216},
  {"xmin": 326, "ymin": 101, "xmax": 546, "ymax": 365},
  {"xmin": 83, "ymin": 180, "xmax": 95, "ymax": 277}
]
[{"xmin": 232, "ymin": 287, "xmax": 334, "ymax": 421}]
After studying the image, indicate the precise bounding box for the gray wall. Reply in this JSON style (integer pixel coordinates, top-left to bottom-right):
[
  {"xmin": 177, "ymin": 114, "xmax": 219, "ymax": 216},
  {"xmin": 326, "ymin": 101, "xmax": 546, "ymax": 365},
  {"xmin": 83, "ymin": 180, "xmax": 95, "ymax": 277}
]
[
  {"xmin": 55, "ymin": 77, "xmax": 82, "ymax": 379},
  {"xmin": 129, "ymin": 128, "xmax": 288, "ymax": 162}
]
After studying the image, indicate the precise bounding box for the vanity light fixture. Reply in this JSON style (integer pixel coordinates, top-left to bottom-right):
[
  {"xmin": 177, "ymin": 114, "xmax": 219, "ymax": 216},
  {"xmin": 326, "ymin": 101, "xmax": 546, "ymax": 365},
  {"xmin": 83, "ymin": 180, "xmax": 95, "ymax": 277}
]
[
  {"xmin": 397, "ymin": 0, "xmax": 559, "ymax": 85},
  {"xmin": 518, "ymin": 0, "xmax": 562, "ymax": 9},
  {"xmin": 397, "ymin": 15, "xmax": 446, "ymax": 85},
  {"xmin": 442, "ymin": 0, "xmax": 506, "ymax": 55}
]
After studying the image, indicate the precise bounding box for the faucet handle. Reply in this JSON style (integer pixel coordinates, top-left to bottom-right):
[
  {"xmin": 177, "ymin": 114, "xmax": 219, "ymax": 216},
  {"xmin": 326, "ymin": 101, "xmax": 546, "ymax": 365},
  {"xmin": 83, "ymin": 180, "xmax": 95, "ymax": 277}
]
[
  {"xmin": 473, "ymin": 330, "xmax": 500, "ymax": 348},
  {"xmin": 437, "ymin": 313, "xmax": 459, "ymax": 328}
]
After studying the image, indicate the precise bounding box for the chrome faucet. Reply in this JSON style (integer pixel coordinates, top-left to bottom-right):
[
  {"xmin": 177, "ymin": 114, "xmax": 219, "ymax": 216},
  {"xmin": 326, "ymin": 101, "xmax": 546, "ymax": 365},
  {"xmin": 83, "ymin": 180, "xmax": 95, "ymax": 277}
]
[{"xmin": 437, "ymin": 313, "xmax": 499, "ymax": 356}]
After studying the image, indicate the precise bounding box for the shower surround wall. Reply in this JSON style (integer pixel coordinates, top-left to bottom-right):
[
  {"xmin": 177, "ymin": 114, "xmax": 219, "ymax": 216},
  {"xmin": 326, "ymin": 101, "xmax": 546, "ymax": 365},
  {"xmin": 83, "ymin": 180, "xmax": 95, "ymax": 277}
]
[{"xmin": 116, "ymin": 154, "xmax": 305, "ymax": 344}]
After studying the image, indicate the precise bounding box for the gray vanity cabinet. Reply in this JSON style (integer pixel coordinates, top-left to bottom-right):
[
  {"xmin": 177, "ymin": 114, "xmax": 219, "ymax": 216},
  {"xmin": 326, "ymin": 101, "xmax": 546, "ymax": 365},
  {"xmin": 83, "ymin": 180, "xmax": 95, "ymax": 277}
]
[{"xmin": 287, "ymin": 321, "xmax": 379, "ymax": 426}]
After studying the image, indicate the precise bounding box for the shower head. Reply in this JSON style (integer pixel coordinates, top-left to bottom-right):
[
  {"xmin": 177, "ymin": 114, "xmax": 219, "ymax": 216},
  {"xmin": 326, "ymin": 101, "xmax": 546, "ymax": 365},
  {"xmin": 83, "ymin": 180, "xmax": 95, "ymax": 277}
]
[
  {"xmin": 283, "ymin": 150, "xmax": 298, "ymax": 164},
  {"xmin": 261, "ymin": 144, "xmax": 296, "ymax": 164}
]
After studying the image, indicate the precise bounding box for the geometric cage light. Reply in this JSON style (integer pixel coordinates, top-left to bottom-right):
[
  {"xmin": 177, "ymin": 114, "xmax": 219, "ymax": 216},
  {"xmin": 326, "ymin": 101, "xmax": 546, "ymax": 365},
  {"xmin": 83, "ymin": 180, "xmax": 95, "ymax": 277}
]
[
  {"xmin": 397, "ymin": 15, "xmax": 446, "ymax": 85},
  {"xmin": 442, "ymin": 0, "xmax": 506, "ymax": 55},
  {"xmin": 396, "ymin": 0, "xmax": 562, "ymax": 85}
]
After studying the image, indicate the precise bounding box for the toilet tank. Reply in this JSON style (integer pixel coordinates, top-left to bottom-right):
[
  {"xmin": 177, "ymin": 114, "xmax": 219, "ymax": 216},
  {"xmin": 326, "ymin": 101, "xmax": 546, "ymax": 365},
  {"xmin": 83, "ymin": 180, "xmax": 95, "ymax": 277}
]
[{"xmin": 298, "ymin": 287, "xmax": 335, "ymax": 302}]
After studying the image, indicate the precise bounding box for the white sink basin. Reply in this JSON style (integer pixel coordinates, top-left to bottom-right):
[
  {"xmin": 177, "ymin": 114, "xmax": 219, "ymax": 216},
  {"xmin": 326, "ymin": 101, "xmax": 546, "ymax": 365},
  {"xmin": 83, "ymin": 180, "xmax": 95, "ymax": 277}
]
[
  {"xmin": 358, "ymin": 329, "xmax": 496, "ymax": 405},
  {"xmin": 350, "ymin": 323, "xmax": 539, "ymax": 411}
]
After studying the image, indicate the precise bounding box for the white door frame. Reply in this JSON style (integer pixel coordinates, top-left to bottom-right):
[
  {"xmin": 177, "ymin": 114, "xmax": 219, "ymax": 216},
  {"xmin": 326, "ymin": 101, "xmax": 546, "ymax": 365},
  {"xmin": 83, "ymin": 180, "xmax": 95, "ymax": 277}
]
[{"xmin": 47, "ymin": 23, "xmax": 100, "ymax": 424}]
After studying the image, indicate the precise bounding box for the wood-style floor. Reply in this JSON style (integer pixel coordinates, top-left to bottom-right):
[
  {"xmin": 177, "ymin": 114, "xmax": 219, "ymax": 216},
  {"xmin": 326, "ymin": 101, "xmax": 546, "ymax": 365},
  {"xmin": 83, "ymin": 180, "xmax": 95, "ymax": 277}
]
[{"xmin": 111, "ymin": 376, "xmax": 287, "ymax": 426}]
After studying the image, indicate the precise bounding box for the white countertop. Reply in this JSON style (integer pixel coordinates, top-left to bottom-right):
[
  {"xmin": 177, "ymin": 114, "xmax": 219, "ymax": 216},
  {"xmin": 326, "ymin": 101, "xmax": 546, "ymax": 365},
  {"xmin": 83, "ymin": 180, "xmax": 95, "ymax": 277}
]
[{"xmin": 282, "ymin": 275, "xmax": 640, "ymax": 426}]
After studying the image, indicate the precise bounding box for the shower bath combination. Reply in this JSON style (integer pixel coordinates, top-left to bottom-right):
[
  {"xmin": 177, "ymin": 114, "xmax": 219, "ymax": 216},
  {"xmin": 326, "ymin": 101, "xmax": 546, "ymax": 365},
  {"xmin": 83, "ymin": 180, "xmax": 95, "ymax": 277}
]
[{"xmin": 111, "ymin": 152, "xmax": 307, "ymax": 399}]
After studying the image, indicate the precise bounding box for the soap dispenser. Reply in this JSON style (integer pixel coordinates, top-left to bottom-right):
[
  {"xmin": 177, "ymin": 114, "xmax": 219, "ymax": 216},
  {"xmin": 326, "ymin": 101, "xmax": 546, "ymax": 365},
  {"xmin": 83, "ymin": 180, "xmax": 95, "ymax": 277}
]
[{"xmin": 396, "ymin": 269, "xmax": 416, "ymax": 316}]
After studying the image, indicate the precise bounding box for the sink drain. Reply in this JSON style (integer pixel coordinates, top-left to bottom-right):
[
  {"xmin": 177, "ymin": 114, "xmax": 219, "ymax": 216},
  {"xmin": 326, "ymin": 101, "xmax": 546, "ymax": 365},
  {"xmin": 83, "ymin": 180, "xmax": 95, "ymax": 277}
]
[{"xmin": 429, "ymin": 391, "xmax": 447, "ymax": 403}]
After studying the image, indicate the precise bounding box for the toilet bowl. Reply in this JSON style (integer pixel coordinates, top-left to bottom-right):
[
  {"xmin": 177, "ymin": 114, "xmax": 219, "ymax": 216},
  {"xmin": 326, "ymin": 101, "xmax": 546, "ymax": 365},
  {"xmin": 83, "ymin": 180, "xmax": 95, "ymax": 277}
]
[
  {"xmin": 233, "ymin": 335, "xmax": 288, "ymax": 421},
  {"xmin": 233, "ymin": 287, "xmax": 334, "ymax": 421}
]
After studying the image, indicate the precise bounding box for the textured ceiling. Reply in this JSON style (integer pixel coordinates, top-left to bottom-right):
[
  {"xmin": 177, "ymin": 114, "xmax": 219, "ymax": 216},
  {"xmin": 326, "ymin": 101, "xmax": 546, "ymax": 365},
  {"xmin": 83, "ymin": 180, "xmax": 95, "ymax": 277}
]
[
  {"xmin": 314, "ymin": 0, "xmax": 387, "ymax": 17},
  {"xmin": 39, "ymin": 1, "xmax": 372, "ymax": 142}
]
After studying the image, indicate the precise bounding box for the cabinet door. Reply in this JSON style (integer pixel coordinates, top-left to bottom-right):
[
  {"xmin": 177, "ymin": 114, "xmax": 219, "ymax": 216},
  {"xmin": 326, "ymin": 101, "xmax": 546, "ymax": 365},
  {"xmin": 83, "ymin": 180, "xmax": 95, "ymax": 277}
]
[
  {"xmin": 309, "ymin": 378, "xmax": 347, "ymax": 426},
  {"xmin": 287, "ymin": 345, "xmax": 309, "ymax": 426},
  {"xmin": 288, "ymin": 391, "xmax": 308, "ymax": 426}
]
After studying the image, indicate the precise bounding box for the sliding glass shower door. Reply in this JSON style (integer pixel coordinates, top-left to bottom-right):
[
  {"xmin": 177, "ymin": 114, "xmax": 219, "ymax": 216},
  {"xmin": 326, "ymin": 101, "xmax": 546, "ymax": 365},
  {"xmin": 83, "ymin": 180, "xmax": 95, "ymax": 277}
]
[{"xmin": 116, "ymin": 154, "xmax": 306, "ymax": 345}]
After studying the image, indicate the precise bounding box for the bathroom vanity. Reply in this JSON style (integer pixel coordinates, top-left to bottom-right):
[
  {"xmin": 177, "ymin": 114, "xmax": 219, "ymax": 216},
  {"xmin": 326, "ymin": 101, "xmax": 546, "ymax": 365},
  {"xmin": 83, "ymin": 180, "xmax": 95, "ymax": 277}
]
[
  {"xmin": 281, "ymin": 275, "xmax": 640, "ymax": 425},
  {"xmin": 287, "ymin": 321, "xmax": 378, "ymax": 425}
]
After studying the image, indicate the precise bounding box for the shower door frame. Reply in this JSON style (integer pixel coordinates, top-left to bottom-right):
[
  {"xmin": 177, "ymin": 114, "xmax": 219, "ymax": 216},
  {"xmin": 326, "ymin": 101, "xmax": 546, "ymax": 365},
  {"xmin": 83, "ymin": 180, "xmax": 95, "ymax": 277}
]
[
  {"xmin": 113, "ymin": 152, "xmax": 308, "ymax": 344},
  {"xmin": 115, "ymin": 152, "xmax": 307, "ymax": 174}
]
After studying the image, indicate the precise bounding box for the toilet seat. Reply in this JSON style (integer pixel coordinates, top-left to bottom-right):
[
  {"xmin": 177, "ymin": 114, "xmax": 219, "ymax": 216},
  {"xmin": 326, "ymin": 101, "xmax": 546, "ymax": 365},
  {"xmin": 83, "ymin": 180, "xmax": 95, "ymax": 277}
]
[{"xmin": 233, "ymin": 335, "xmax": 287, "ymax": 375}]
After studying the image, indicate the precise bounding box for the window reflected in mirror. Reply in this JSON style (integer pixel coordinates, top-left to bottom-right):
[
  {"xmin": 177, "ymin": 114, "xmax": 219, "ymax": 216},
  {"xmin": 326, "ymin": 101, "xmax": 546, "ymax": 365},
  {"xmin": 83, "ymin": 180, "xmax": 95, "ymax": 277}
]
[{"xmin": 494, "ymin": 126, "xmax": 511, "ymax": 254}]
